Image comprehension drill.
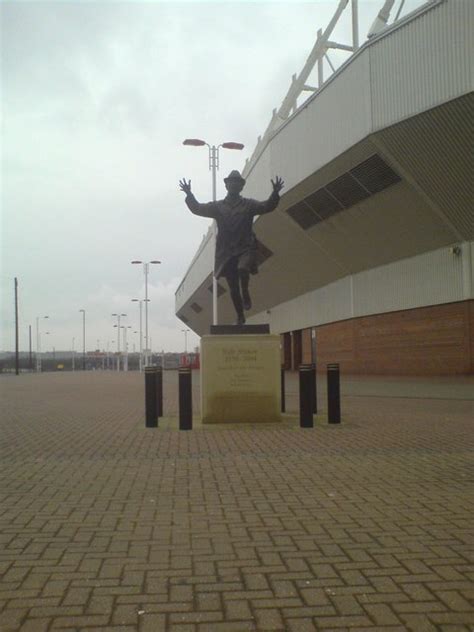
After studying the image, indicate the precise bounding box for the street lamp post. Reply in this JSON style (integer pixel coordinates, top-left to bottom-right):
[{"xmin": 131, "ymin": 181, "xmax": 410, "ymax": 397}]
[
  {"xmin": 131, "ymin": 261, "xmax": 161, "ymax": 367},
  {"xmin": 108, "ymin": 340, "xmax": 115, "ymax": 370},
  {"xmin": 132, "ymin": 331, "xmax": 138, "ymax": 360},
  {"xmin": 112, "ymin": 313, "xmax": 127, "ymax": 371},
  {"xmin": 79, "ymin": 309, "xmax": 86, "ymax": 370},
  {"xmin": 131, "ymin": 298, "xmax": 148, "ymax": 371},
  {"xmin": 44, "ymin": 332, "xmax": 51, "ymax": 368},
  {"xmin": 121, "ymin": 325, "xmax": 132, "ymax": 371},
  {"xmin": 183, "ymin": 138, "xmax": 244, "ymax": 325},
  {"xmin": 181, "ymin": 328, "xmax": 190, "ymax": 353},
  {"xmin": 35, "ymin": 315, "xmax": 49, "ymax": 372},
  {"xmin": 72, "ymin": 337, "xmax": 75, "ymax": 371}
]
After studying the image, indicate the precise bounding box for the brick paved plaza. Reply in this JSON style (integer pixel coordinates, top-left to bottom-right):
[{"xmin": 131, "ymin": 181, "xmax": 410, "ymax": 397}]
[{"xmin": 1, "ymin": 371, "xmax": 473, "ymax": 632}]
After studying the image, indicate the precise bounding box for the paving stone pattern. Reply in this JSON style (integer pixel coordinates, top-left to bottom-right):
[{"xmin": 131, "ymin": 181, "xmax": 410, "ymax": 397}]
[{"xmin": 1, "ymin": 371, "xmax": 473, "ymax": 631}]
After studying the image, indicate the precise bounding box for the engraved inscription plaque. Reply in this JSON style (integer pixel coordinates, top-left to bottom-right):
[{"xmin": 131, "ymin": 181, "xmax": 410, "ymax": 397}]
[{"xmin": 201, "ymin": 334, "xmax": 281, "ymax": 424}]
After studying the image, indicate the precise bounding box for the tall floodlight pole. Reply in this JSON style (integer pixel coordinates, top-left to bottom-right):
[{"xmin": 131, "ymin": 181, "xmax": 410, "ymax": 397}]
[
  {"xmin": 112, "ymin": 313, "xmax": 127, "ymax": 371},
  {"xmin": 131, "ymin": 261, "xmax": 161, "ymax": 367},
  {"xmin": 183, "ymin": 139, "xmax": 244, "ymax": 325},
  {"xmin": 72, "ymin": 337, "xmax": 75, "ymax": 371},
  {"xmin": 79, "ymin": 309, "xmax": 86, "ymax": 370},
  {"xmin": 36, "ymin": 315, "xmax": 49, "ymax": 372}
]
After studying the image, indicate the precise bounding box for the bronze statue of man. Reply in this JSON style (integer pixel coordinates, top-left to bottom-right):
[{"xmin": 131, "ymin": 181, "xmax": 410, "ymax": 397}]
[{"xmin": 180, "ymin": 171, "xmax": 284, "ymax": 325}]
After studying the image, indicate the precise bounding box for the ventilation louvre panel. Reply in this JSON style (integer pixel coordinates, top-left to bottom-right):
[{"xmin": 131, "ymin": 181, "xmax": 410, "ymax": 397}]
[
  {"xmin": 287, "ymin": 201, "xmax": 319, "ymax": 230},
  {"xmin": 350, "ymin": 154, "xmax": 401, "ymax": 193},
  {"xmin": 286, "ymin": 153, "xmax": 401, "ymax": 231},
  {"xmin": 326, "ymin": 173, "xmax": 370, "ymax": 208},
  {"xmin": 190, "ymin": 302, "xmax": 202, "ymax": 313},
  {"xmin": 305, "ymin": 188, "xmax": 343, "ymax": 219}
]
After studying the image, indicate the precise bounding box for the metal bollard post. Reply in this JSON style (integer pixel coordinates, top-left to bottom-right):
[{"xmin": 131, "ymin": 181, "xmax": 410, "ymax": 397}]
[
  {"xmin": 281, "ymin": 367, "xmax": 286, "ymax": 413},
  {"xmin": 311, "ymin": 363, "xmax": 317, "ymax": 414},
  {"xmin": 327, "ymin": 363, "xmax": 341, "ymax": 424},
  {"xmin": 156, "ymin": 366, "xmax": 163, "ymax": 418},
  {"xmin": 299, "ymin": 364, "xmax": 314, "ymax": 428},
  {"xmin": 145, "ymin": 366, "xmax": 157, "ymax": 428},
  {"xmin": 179, "ymin": 366, "xmax": 192, "ymax": 430}
]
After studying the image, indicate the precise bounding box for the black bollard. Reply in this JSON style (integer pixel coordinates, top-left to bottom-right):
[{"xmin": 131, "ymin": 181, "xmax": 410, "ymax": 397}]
[
  {"xmin": 311, "ymin": 363, "xmax": 318, "ymax": 414},
  {"xmin": 327, "ymin": 363, "xmax": 341, "ymax": 424},
  {"xmin": 156, "ymin": 365, "xmax": 163, "ymax": 418},
  {"xmin": 179, "ymin": 367, "xmax": 192, "ymax": 430},
  {"xmin": 299, "ymin": 364, "xmax": 314, "ymax": 428},
  {"xmin": 145, "ymin": 366, "xmax": 157, "ymax": 428},
  {"xmin": 281, "ymin": 367, "xmax": 286, "ymax": 413}
]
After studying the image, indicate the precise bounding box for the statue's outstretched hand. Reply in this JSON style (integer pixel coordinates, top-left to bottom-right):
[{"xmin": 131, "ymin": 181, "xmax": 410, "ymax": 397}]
[
  {"xmin": 271, "ymin": 176, "xmax": 284, "ymax": 194},
  {"xmin": 179, "ymin": 179, "xmax": 192, "ymax": 195}
]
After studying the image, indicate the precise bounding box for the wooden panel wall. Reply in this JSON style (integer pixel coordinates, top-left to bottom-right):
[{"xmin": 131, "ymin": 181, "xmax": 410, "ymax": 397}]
[
  {"xmin": 292, "ymin": 330, "xmax": 302, "ymax": 370},
  {"xmin": 469, "ymin": 301, "xmax": 474, "ymax": 374},
  {"xmin": 301, "ymin": 328, "xmax": 313, "ymax": 364},
  {"xmin": 313, "ymin": 300, "xmax": 473, "ymax": 375}
]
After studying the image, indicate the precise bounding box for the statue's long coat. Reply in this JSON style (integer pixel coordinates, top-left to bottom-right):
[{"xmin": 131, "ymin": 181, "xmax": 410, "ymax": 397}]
[{"xmin": 185, "ymin": 191, "xmax": 280, "ymax": 278}]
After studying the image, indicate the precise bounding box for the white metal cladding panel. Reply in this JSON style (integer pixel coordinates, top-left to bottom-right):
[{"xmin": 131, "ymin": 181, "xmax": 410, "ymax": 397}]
[
  {"xmin": 247, "ymin": 244, "xmax": 471, "ymax": 332},
  {"xmin": 243, "ymin": 146, "xmax": 273, "ymax": 200},
  {"xmin": 246, "ymin": 54, "xmax": 371, "ymax": 194},
  {"xmin": 309, "ymin": 276, "xmax": 353, "ymax": 326},
  {"xmin": 353, "ymin": 246, "xmax": 465, "ymax": 316},
  {"xmin": 467, "ymin": 240, "xmax": 474, "ymax": 299},
  {"xmin": 370, "ymin": 0, "xmax": 473, "ymax": 130},
  {"xmin": 247, "ymin": 276, "xmax": 353, "ymax": 332},
  {"xmin": 175, "ymin": 232, "xmax": 214, "ymax": 312}
]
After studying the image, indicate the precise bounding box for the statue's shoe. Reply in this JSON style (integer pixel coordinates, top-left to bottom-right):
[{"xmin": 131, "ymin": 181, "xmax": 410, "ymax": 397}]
[
  {"xmin": 242, "ymin": 294, "xmax": 252, "ymax": 311},
  {"xmin": 236, "ymin": 314, "xmax": 246, "ymax": 325}
]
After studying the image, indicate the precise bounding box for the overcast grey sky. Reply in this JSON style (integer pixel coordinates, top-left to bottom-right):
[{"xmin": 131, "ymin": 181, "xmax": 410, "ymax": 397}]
[{"xmin": 1, "ymin": 0, "xmax": 424, "ymax": 353}]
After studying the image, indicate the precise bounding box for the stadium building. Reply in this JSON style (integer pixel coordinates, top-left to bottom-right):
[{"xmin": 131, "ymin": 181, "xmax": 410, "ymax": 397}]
[{"xmin": 176, "ymin": 0, "xmax": 473, "ymax": 376}]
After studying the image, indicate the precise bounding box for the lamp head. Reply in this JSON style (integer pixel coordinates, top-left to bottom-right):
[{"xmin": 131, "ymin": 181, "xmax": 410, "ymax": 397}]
[
  {"xmin": 222, "ymin": 142, "xmax": 244, "ymax": 150},
  {"xmin": 183, "ymin": 138, "xmax": 206, "ymax": 146}
]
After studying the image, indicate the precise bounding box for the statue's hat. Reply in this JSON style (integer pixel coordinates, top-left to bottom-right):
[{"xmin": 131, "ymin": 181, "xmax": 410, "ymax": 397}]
[{"xmin": 224, "ymin": 170, "xmax": 246, "ymax": 184}]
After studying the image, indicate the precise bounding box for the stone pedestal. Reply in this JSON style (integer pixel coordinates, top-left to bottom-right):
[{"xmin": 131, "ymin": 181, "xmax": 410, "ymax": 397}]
[{"xmin": 200, "ymin": 334, "xmax": 281, "ymax": 424}]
